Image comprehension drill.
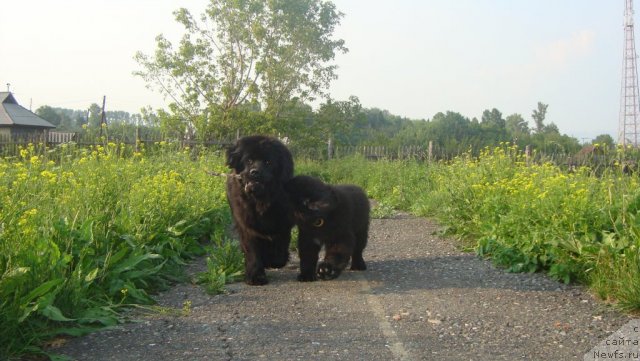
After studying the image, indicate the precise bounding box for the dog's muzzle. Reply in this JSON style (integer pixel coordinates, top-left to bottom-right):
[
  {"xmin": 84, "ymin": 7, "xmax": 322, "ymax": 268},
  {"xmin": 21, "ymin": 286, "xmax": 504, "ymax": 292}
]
[{"xmin": 243, "ymin": 179, "xmax": 266, "ymax": 195}]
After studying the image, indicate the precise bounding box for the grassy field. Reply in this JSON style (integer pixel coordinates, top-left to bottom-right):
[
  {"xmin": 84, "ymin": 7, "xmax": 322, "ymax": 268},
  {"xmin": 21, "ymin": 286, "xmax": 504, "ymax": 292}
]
[
  {"xmin": 3, "ymin": 142, "xmax": 639, "ymax": 359},
  {"xmin": 0, "ymin": 142, "xmax": 232, "ymax": 359}
]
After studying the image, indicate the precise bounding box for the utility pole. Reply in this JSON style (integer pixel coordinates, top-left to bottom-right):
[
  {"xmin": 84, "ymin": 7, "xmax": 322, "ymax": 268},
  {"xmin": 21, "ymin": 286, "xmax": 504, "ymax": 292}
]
[
  {"xmin": 619, "ymin": 0, "xmax": 640, "ymax": 147},
  {"xmin": 99, "ymin": 95, "xmax": 108, "ymax": 138}
]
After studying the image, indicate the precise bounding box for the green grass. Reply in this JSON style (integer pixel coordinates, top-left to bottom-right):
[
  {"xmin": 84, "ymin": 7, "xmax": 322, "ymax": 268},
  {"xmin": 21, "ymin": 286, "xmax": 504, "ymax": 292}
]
[{"xmin": 296, "ymin": 156, "xmax": 431, "ymax": 215}]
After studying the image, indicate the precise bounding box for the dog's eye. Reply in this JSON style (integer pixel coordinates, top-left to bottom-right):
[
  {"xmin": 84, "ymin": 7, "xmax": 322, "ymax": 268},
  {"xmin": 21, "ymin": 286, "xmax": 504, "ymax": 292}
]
[
  {"xmin": 265, "ymin": 160, "xmax": 272, "ymax": 166},
  {"xmin": 313, "ymin": 218, "xmax": 325, "ymax": 227},
  {"xmin": 246, "ymin": 159, "xmax": 254, "ymax": 165}
]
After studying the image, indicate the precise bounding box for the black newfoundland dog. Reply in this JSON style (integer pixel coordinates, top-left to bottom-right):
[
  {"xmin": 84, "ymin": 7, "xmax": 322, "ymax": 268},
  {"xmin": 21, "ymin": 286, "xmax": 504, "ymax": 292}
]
[
  {"xmin": 285, "ymin": 175, "xmax": 370, "ymax": 282},
  {"xmin": 225, "ymin": 135, "xmax": 294, "ymax": 285}
]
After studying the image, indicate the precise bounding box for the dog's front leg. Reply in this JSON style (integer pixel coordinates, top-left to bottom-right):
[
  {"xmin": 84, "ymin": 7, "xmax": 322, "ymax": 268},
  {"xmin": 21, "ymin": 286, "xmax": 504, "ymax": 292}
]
[
  {"xmin": 297, "ymin": 233, "xmax": 321, "ymax": 282},
  {"xmin": 241, "ymin": 237, "xmax": 268, "ymax": 285}
]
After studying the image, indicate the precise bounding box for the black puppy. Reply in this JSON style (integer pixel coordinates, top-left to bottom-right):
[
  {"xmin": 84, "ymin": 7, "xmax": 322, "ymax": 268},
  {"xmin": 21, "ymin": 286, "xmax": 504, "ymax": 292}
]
[
  {"xmin": 285, "ymin": 175, "xmax": 369, "ymax": 281},
  {"xmin": 225, "ymin": 135, "xmax": 294, "ymax": 285}
]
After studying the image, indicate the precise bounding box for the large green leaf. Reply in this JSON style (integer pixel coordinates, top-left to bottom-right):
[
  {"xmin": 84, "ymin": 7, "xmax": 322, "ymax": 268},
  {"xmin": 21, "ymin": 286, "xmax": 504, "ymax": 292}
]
[{"xmin": 40, "ymin": 305, "xmax": 75, "ymax": 322}]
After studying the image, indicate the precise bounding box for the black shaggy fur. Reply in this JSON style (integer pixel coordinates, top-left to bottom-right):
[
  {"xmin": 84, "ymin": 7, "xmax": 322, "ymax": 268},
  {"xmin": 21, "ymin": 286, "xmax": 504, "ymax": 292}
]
[
  {"xmin": 285, "ymin": 175, "xmax": 370, "ymax": 281},
  {"xmin": 225, "ymin": 135, "xmax": 294, "ymax": 285}
]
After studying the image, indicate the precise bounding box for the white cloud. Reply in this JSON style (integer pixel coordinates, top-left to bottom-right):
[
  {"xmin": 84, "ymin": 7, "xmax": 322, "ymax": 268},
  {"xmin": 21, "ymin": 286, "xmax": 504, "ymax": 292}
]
[{"xmin": 534, "ymin": 30, "xmax": 595, "ymax": 69}]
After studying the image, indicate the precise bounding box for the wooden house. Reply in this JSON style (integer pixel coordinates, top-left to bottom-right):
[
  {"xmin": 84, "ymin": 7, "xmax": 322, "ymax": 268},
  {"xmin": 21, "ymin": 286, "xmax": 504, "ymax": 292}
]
[{"xmin": 0, "ymin": 92, "xmax": 56, "ymax": 139}]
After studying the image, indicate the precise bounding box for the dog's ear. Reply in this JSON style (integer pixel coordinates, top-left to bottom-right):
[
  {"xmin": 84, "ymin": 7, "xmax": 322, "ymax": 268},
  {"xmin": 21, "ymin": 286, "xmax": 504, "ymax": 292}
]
[
  {"xmin": 280, "ymin": 158, "xmax": 293, "ymax": 182},
  {"xmin": 278, "ymin": 146, "xmax": 294, "ymax": 182},
  {"xmin": 225, "ymin": 143, "xmax": 242, "ymax": 171},
  {"xmin": 306, "ymin": 188, "xmax": 336, "ymax": 211},
  {"xmin": 306, "ymin": 199, "xmax": 330, "ymax": 211}
]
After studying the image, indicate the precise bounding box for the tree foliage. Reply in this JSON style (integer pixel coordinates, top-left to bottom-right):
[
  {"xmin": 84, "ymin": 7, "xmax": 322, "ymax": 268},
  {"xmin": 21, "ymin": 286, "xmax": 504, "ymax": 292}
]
[
  {"xmin": 591, "ymin": 134, "xmax": 615, "ymax": 148},
  {"xmin": 35, "ymin": 99, "xmax": 585, "ymax": 158},
  {"xmin": 532, "ymin": 102, "xmax": 549, "ymax": 134},
  {"xmin": 35, "ymin": 106, "xmax": 82, "ymax": 130},
  {"xmin": 134, "ymin": 0, "xmax": 347, "ymax": 139},
  {"xmin": 505, "ymin": 113, "xmax": 529, "ymax": 140}
]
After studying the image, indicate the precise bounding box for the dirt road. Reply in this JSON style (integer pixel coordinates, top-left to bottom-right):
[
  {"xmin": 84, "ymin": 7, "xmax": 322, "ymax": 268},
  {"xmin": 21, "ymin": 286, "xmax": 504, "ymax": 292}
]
[{"xmin": 57, "ymin": 215, "xmax": 630, "ymax": 360}]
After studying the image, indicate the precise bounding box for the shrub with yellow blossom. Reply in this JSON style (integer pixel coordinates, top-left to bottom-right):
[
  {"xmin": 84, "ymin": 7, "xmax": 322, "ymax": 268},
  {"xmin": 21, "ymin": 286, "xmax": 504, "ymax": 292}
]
[
  {"xmin": 299, "ymin": 145, "xmax": 640, "ymax": 312},
  {"xmin": 0, "ymin": 142, "xmax": 229, "ymax": 359}
]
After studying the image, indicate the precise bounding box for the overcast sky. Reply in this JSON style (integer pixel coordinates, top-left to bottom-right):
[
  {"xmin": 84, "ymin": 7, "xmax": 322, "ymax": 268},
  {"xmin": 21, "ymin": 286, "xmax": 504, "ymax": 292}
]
[{"xmin": 0, "ymin": 0, "xmax": 629, "ymax": 140}]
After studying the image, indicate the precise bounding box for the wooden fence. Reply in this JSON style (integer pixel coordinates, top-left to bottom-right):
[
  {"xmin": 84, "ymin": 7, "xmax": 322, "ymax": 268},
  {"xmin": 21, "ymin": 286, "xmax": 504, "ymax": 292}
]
[
  {"xmin": 0, "ymin": 132, "xmax": 436, "ymax": 161},
  {"xmin": 0, "ymin": 133, "xmax": 637, "ymax": 174},
  {"xmin": 330, "ymin": 144, "xmax": 431, "ymax": 160},
  {"xmin": 0, "ymin": 131, "xmax": 235, "ymax": 157}
]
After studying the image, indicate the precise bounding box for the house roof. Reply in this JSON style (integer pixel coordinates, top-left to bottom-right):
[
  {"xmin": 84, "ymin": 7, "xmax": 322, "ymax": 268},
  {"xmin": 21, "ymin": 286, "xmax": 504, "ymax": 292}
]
[{"xmin": 0, "ymin": 92, "xmax": 56, "ymax": 128}]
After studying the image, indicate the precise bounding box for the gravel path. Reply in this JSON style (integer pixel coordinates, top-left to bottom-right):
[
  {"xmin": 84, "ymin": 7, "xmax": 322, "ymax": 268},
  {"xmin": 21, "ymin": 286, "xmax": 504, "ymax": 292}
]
[{"xmin": 56, "ymin": 215, "xmax": 631, "ymax": 360}]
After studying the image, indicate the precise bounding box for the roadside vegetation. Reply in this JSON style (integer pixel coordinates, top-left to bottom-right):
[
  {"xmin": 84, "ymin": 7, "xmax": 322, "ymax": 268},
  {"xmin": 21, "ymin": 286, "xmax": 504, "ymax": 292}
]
[
  {"xmin": 3, "ymin": 141, "xmax": 639, "ymax": 359},
  {"xmin": 0, "ymin": 142, "xmax": 231, "ymax": 359},
  {"xmin": 298, "ymin": 145, "xmax": 640, "ymax": 313}
]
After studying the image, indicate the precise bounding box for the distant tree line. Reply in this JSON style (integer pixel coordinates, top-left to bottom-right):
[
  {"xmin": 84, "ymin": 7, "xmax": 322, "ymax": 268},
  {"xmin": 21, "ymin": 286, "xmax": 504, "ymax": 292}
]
[
  {"xmin": 35, "ymin": 104, "xmax": 162, "ymax": 141},
  {"xmin": 36, "ymin": 96, "xmax": 612, "ymax": 158}
]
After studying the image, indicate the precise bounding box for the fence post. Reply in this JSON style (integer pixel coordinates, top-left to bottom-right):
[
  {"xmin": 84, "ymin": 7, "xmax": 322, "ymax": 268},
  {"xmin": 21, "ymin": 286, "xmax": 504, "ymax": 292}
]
[
  {"xmin": 525, "ymin": 145, "xmax": 531, "ymax": 165},
  {"xmin": 135, "ymin": 126, "xmax": 140, "ymax": 152},
  {"xmin": 42, "ymin": 130, "xmax": 48, "ymax": 161},
  {"xmin": 327, "ymin": 138, "xmax": 334, "ymax": 160},
  {"xmin": 428, "ymin": 141, "xmax": 433, "ymax": 162}
]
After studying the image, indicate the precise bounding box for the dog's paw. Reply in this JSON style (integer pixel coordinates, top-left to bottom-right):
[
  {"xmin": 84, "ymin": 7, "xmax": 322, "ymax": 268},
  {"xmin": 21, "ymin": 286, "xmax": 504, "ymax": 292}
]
[
  {"xmin": 245, "ymin": 274, "xmax": 268, "ymax": 286},
  {"xmin": 317, "ymin": 261, "xmax": 341, "ymax": 280},
  {"xmin": 297, "ymin": 273, "xmax": 318, "ymax": 282},
  {"xmin": 350, "ymin": 258, "xmax": 367, "ymax": 271}
]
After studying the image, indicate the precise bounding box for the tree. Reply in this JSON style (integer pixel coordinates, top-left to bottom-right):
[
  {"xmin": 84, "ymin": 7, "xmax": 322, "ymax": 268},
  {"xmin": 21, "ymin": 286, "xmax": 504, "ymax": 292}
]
[
  {"xmin": 543, "ymin": 122, "xmax": 560, "ymax": 135},
  {"xmin": 87, "ymin": 103, "xmax": 103, "ymax": 128},
  {"xmin": 592, "ymin": 134, "xmax": 615, "ymax": 148},
  {"xmin": 35, "ymin": 106, "xmax": 80, "ymax": 130},
  {"xmin": 139, "ymin": 106, "xmax": 160, "ymax": 127},
  {"xmin": 135, "ymin": 0, "xmax": 347, "ymax": 139},
  {"xmin": 427, "ymin": 111, "xmax": 477, "ymax": 155},
  {"xmin": 35, "ymin": 106, "xmax": 62, "ymax": 126},
  {"xmin": 315, "ymin": 96, "xmax": 364, "ymax": 144},
  {"xmin": 480, "ymin": 108, "xmax": 508, "ymax": 144},
  {"xmin": 505, "ymin": 113, "xmax": 529, "ymax": 140},
  {"xmin": 157, "ymin": 108, "xmax": 188, "ymax": 139},
  {"xmin": 481, "ymin": 108, "xmax": 505, "ymax": 128},
  {"xmin": 532, "ymin": 102, "xmax": 548, "ymax": 133}
]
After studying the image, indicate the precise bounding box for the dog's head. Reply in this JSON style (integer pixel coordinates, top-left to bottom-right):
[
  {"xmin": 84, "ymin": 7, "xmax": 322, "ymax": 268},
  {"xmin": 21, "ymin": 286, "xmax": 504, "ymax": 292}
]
[
  {"xmin": 284, "ymin": 175, "xmax": 337, "ymax": 229},
  {"xmin": 226, "ymin": 135, "xmax": 294, "ymax": 197}
]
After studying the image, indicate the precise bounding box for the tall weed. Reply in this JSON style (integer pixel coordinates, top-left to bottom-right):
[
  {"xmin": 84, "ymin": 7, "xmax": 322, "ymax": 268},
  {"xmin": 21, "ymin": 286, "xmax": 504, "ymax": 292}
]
[{"xmin": 196, "ymin": 229, "xmax": 244, "ymax": 295}]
